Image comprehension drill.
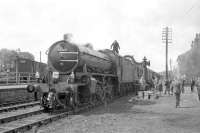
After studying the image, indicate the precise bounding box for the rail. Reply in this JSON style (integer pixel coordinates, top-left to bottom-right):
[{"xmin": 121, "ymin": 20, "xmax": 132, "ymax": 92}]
[{"xmin": 0, "ymin": 72, "xmax": 38, "ymax": 85}]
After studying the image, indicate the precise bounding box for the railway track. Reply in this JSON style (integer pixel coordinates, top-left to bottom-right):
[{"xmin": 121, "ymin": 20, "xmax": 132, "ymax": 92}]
[
  {"xmin": 0, "ymin": 94, "xmax": 132, "ymax": 133},
  {"xmin": 0, "ymin": 103, "xmax": 97, "ymax": 133},
  {"xmin": 0, "ymin": 100, "xmax": 38, "ymax": 108},
  {"xmin": 0, "ymin": 101, "xmax": 40, "ymax": 113},
  {"xmin": 0, "ymin": 105, "xmax": 42, "ymax": 124}
]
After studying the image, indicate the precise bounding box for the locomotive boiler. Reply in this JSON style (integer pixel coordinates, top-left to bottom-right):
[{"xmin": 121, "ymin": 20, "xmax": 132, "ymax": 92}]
[
  {"xmin": 48, "ymin": 40, "xmax": 115, "ymax": 74},
  {"xmin": 40, "ymin": 35, "xmax": 158, "ymax": 111}
]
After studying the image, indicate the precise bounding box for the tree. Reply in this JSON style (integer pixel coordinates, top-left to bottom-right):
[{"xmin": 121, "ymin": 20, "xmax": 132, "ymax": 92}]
[
  {"xmin": 0, "ymin": 48, "xmax": 35, "ymax": 72},
  {"xmin": 0, "ymin": 49, "xmax": 18, "ymax": 71},
  {"xmin": 18, "ymin": 52, "xmax": 35, "ymax": 61}
]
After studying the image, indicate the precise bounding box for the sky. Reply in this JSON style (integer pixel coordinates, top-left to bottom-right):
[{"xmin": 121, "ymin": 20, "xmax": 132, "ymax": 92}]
[{"xmin": 0, "ymin": 0, "xmax": 200, "ymax": 72}]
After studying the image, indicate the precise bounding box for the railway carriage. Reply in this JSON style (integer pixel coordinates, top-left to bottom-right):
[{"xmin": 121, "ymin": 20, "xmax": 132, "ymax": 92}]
[
  {"xmin": 0, "ymin": 58, "xmax": 47, "ymax": 84},
  {"xmin": 15, "ymin": 58, "xmax": 47, "ymax": 82}
]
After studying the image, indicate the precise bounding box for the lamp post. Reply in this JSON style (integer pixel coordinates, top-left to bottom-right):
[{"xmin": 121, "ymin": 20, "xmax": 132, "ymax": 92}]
[
  {"xmin": 141, "ymin": 57, "xmax": 150, "ymax": 99},
  {"xmin": 15, "ymin": 55, "xmax": 19, "ymax": 84},
  {"xmin": 142, "ymin": 56, "xmax": 150, "ymax": 82}
]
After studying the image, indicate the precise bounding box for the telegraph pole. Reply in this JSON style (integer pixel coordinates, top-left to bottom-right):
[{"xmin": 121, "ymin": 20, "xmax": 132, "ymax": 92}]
[
  {"xmin": 162, "ymin": 27, "xmax": 172, "ymax": 81},
  {"xmin": 40, "ymin": 51, "xmax": 41, "ymax": 63},
  {"xmin": 39, "ymin": 51, "xmax": 41, "ymax": 74},
  {"xmin": 170, "ymin": 58, "xmax": 173, "ymax": 79}
]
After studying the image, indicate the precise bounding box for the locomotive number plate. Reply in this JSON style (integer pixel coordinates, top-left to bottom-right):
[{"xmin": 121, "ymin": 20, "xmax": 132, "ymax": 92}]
[{"xmin": 52, "ymin": 71, "xmax": 59, "ymax": 79}]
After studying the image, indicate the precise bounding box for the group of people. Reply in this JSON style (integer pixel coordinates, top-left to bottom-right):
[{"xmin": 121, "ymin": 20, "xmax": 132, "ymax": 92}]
[
  {"xmin": 172, "ymin": 78, "xmax": 200, "ymax": 108},
  {"xmin": 151, "ymin": 77, "xmax": 200, "ymax": 108}
]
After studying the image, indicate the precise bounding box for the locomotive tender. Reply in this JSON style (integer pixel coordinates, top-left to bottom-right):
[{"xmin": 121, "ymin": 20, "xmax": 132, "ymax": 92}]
[{"xmin": 40, "ymin": 36, "xmax": 158, "ymax": 111}]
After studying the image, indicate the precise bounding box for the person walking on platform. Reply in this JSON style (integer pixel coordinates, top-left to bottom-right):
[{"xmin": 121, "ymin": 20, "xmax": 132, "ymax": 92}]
[
  {"xmin": 153, "ymin": 78, "xmax": 157, "ymax": 93},
  {"xmin": 181, "ymin": 79, "xmax": 185, "ymax": 93},
  {"xmin": 139, "ymin": 74, "xmax": 146, "ymax": 99},
  {"xmin": 191, "ymin": 79, "xmax": 195, "ymax": 93},
  {"xmin": 196, "ymin": 78, "xmax": 200, "ymax": 101},
  {"xmin": 164, "ymin": 80, "xmax": 170, "ymax": 95},
  {"xmin": 174, "ymin": 79, "xmax": 181, "ymax": 108},
  {"xmin": 158, "ymin": 80, "xmax": 163, "ymax": 96},
  {"xmin": 170, "ymin": 80, "xmax": 174, "ymax": 95}
]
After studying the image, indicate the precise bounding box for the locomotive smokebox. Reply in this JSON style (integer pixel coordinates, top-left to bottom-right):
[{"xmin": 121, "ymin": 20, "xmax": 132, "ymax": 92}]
[{"xmin": 48, "ymin": 40, "xmax": 79, "ymax": 73}]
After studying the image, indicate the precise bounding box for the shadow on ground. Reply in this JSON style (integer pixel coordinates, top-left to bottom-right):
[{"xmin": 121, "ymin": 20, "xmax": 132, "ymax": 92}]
[
  {"xmin": 128, "ymin": 98, "xmax": 156, "ymax": 105},
  {"xmin": 163, "ymin": 114, "xmax": 200, "ymax": 132},
  {"xmin": 83, "ymin": 96, "xmax": 157, "ymax": 116},
  {"xmin": 178, "ymin": 106, "xmax": 195, "ymax": 108}
]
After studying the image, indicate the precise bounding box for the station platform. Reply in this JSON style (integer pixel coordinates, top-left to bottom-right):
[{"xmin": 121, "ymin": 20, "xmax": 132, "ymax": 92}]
[
  {"xmin": 0, "ymin": 84, "xmax": 41, "ymax": 104},
  {"xmin": 0, "ymin": 84, "xmax": 28, "ymax": 90}
]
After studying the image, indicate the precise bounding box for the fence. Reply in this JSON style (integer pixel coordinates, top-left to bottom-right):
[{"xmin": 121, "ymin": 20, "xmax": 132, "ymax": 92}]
[{"xmin": 0, "ymin": 72, "xmax": 37, "ymax": 85}]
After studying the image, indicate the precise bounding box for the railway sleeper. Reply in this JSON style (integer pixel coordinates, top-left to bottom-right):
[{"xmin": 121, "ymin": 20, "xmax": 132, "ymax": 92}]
[
  {"xmin": 0, "ymin": 110, "xmax": 42, "ymax": 124},
  {"xmin": 2, "ymin": 91, "xmax": 137, "ymax": 133},
  {"xmin": 0, "ymin": 101, "xmax": 39, "ymax": 113}
]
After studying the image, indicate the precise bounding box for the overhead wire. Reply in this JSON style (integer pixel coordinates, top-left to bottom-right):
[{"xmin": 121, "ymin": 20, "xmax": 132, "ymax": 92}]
[{"xmin": 184, "ymin": 0, "xmax": 199, "ymax": 16}]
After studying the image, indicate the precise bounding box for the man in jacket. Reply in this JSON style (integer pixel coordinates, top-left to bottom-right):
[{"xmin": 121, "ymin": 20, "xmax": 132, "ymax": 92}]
[
  {"xmin": 181, "ymin": 79, "xmax": 185, "ymax": 93},
  {"xmin": 110, "ymin": 40, "xmax": 120, "ymax": 54},
  {"xmin": 191, "ymin": 79, "xmax": 195, "ymax": 92},
  {"xmin": 174, "ymin": 79, "xmax": 181, "ymax": 108},
  {"xmin": 196, "ymin": 78, "xmax": 200, "ymax": 101}
]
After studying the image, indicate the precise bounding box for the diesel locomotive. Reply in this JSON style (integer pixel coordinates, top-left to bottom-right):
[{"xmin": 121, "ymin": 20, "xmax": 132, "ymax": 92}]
[{"xmin": 39, "ymin": 36, "xmax": 159, "ymax": 111}]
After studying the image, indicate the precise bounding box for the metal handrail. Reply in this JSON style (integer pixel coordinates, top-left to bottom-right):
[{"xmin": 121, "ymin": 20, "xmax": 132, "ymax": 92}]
[{"xmin": 0, "ymin": 72, "xmax": 38, "ymax": 85}]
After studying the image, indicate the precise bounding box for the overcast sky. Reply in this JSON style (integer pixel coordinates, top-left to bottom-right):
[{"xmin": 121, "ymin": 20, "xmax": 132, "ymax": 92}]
[{"xmin": 0, "ymin": 0, "xmax": 200, "ymax": 72}]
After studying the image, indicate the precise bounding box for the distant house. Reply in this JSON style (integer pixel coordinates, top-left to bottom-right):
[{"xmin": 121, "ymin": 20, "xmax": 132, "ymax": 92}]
[{"xmin": 177, "ymin": 33, "xmax": 200, "ymax": 78}]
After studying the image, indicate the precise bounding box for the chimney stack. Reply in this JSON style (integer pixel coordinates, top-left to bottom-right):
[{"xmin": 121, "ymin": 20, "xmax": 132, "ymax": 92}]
[{"xmin": 63, "ymin": 34, "xmax": 72, "ymax": 42}]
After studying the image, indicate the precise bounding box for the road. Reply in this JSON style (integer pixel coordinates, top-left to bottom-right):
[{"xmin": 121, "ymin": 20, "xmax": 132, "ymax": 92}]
[{"xmin": 34, "ymin": 87, "xmax": 200, "ymax": 133}]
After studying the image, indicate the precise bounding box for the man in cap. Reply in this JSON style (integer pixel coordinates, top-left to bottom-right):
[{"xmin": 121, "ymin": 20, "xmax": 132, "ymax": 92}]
[
  {"xmin": 174, "ymin": 78, "xmax": 181, "ymax": 108},
  {"xmin": 181, "ymin": 79, "xmax": 185, "ymax": 93},
  {"xmin": 196, "ymin": 78, "xmax": 200, "ymax": 101},
  {"xmin": 191, "ymin": 78, "xmax": 195, "ymax": 92},
  {"xmin": 110, "ymin": 40, "xmax": 120, "ymax": 54},
  {"xmin": 139, "ymin": 74, "xmax": 146, "ymax": 99}
]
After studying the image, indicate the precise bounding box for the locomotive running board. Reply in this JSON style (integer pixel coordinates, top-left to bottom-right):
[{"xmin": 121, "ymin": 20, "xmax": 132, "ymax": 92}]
[
  {"xmin": 60, "ymin": 60, "xmax": 78, "ymax": 62},
  {"xmin": 76, "ymin": 72, "xmax": 117, "ymax": 77},
  {"xmin": 58, "ymin": 51, "xmax": 79, "ymax": 54}
]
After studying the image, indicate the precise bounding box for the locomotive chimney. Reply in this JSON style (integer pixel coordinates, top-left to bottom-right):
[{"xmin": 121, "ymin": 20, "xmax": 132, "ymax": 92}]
[{"xmin": 64, "ymin": 33, "xmax": 72, "ymax": 42}]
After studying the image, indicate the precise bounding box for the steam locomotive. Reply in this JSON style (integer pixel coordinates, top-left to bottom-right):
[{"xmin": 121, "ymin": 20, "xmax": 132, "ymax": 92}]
[{"xmin": 40, "ymin": 37, "xmax": 160, "ymax": 111}]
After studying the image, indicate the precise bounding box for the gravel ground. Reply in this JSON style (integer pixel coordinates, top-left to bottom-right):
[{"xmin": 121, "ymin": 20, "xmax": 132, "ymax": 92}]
[{"xmin": 30, "ymin": 87, "xmax": 200, "ymax": 133}]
